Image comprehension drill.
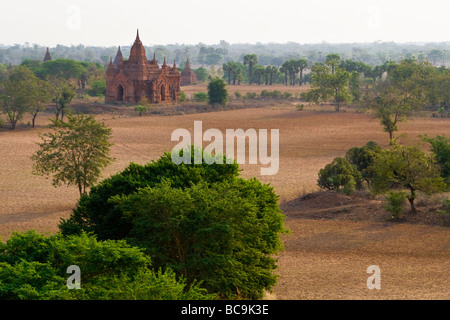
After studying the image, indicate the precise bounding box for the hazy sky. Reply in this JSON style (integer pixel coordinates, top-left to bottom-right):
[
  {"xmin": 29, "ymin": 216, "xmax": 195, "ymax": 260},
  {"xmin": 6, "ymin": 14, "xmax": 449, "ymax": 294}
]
[{"xmin": 2, "ymin": 0, "xmax": 449, "ymax": 47}]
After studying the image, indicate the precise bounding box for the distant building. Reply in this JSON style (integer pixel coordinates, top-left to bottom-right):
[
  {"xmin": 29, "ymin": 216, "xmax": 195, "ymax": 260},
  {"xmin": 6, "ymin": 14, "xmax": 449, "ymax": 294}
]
[
  {"xmin": 43, "ymin": 47, "xmax": 52, "ymax": 62},
  {"xmin": 106, "ymin": 30, "xmax": 181, "ymax": 103},
  {"xmin": 180, "ymin": 58, "xmax": 197, "ymax": 85}
]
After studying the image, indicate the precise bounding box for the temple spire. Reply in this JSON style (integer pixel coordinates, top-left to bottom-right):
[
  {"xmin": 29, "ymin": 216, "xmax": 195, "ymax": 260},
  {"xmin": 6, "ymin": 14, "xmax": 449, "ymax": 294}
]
[
  {"xmin": 184, "ymin": 58, "xmax": 192, "ymax": 71},
  {"xmin": 129, "ymin": 29, "xmax": 147, "ymax": 63},
  {"xmin": 114, "ymin": 46, "xmax": 124, "ymax": 68},
  {"xmin": 43, "ymin": 47, "xmax": 52, "ymax": 62}
]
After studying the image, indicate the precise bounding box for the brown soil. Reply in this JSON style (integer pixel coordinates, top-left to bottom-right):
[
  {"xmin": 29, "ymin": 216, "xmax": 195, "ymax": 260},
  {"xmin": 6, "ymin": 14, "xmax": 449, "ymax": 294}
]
[{"xmin": 0, "ymin": 88, "xmax": 449, "ymax": 299}]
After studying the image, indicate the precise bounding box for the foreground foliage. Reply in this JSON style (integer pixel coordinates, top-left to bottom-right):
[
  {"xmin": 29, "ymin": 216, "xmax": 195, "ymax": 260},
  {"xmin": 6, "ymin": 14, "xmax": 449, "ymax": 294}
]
[
  {"xmin": 60, "ymin": 148, "xmax": 288, "ymax": 299},
  {"xmin": 0, "ymin": 231, "xmax": 213, "ymax": 300}
]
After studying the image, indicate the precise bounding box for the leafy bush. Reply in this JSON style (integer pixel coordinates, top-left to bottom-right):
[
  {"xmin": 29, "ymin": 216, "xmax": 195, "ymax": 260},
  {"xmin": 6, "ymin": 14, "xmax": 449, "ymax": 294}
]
[
  {"xmin": 193, "ymin": 92, "xmax": 208, "ymax": 102},
  {"xmin": 59, "ymin": 148, "xmax": 288, "ymax": 299},
  {"xmin": 88, "ymin": 80, "xmax": 106, "ymax": 97},
  {"xmin": 134, "ymin": 105, "xmax": 148, "ymax": 116},
  {"xmin": 370, "ymin": 142, "xmax": 447, "ymax": 213},
  {"xmin": 422, "ymin": 135, "xmax": 450, "ymax": 186},
  {"xmin": 345, "ymin": 141, "xmax": 382, "ymax": 186},
  {"xmin": 59, "ymin": 148, "xmax": 240, "ymax": 239},
  {"xmin": 113, "ymin": 178, "xmax": 287, "ymax": 299},
  {"xmin": 207, "ymin": 77, "xmax": 228, "ymax": 106},
  {"xmin": 383, "ymin": 191, "xmax": 407, "ymax": 221},
  {"xmin": 0, "ymin": 231, "xmax": 213, "ymax": 300},
  {"xmin": 317, "ymin": 157, "xmax": 362, "ymax": 195},
  {"xmin": 437, "ymin": 199, "xmax": 450, "ymax": 225},
  {"xmin": 180, "ymin": 91, "xmax": 186, "ymax": 102},
  {"xmin": 245, "ymin": 92, "xmax": 258, "ymax": 100}
]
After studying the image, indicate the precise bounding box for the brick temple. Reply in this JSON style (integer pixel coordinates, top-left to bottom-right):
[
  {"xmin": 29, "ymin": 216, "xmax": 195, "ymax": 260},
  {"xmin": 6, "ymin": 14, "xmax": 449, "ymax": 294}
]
[
  {"xmin": 106, "ymin": 30, "xmax": 181, "ymax": 103},
  {"xmin": 181, "ymin": 58, "xmax": 197, "ymax": 85}
]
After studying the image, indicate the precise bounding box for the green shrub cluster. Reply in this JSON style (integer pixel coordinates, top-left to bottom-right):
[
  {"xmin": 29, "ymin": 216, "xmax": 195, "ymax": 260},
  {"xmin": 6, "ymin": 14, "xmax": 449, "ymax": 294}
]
[
  {"xmin": 318, "ymin": 141, "xmax": 381, "ymax": 195},
  {"xmin": 59, "ymin": 147, "xmax": 288, "ymax": 299},
  {"xmin": 0, "ymin": 231, "xmax": 213, "ymax": 300}
]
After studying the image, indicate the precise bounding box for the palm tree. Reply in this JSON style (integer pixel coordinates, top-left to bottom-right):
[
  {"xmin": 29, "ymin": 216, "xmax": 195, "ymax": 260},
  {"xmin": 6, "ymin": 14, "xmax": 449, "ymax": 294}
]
[
  {"xmin": 223, "ymin": 62, "xmax": 233, "ymax": 84},
  {"xmin": 266, "ymin": 66, "xmax": 278, "ymax": 85},
  {"xmin": 325, "ymin": 53, "xmax": 341, "ymax": 74},
  {"xmin": 243, "ymin": 54, "xmax": 258, "ymax": 85},
  {"xmin": 296, "ymin": 58, "xmax": 309, "ymax": 85},
  {"xmin": 280, "ymin": 63, "xmax": 288, "ymax": 85},
  {"xmin": 253, "ymin": 65, "xmax": 265, "ymax": 85}
]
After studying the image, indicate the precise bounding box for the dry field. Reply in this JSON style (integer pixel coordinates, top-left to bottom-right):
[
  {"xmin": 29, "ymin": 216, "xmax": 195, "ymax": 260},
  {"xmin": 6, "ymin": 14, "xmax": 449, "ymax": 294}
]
[{"xmin": 0, "ymin": 84, "xmax": 449, "ymax": 299}]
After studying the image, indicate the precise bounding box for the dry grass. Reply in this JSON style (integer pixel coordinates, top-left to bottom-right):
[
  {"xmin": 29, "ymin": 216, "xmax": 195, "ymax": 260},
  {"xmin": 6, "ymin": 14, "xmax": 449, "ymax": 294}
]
[{"xmin": 0, "ymin": 94, "xmax": 449, "ymax": 299}]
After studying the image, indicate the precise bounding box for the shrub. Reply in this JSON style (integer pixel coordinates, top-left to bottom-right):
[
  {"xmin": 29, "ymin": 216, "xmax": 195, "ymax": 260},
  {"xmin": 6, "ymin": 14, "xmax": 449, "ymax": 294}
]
[
  {"xmin": 59, "ymin": 147, "xmax": 240, "ymax": 239},
  {"xmin": 383, "ymin": 191, "xmax": 408, "ymax": 221},
  {"xmin": 234, "ymin": 91, "xmax": 242, "ymax": 99},
  {"xmin": 180, "ymin": 91, "xmax": 186, "ymax": 102},
  {"xmin": 245, "ymin": 92, "xmax": 258, "ymax": 100},
  {"xmin": 370, "ymin": 142, "xmax": 447, "ymax": 213},
  {"xmin": 437, "ymin": 199, "xmax": 450, "ymax": 226},
  {"xmin": 193, "ymin": 92, "xmax": 208, "ymax": 102},
  {"xmin": 134, "ymin": 105, "xmax": 148, "ymax": 116},
  {"xmin": 345, "ymin": 141, "xmax": 382, "ymax": 186},
  {"xmin": 422, "ymin": 135, "xmax": 450, "ymax": 186},
  {"xmin": 207, "ymin": 77, "xmax": 228, "ymax": 106},
  {"xmin": 317, "ymin": 157, "xmax": 362, "ymax": 195},
  {"xmin": 0, "ymin": 231, "xmax": 213, "ymax": 300},
  {"xmin": 60, "ymin": 148, "xmax": 288, "ymax": 299},
  {"xmin": 88, "ymin": 80, "xmax": 106, "ymax": 97},
  {"xmin": 113, "ymin": 178, "xmax": 287, "ymax": 299}
]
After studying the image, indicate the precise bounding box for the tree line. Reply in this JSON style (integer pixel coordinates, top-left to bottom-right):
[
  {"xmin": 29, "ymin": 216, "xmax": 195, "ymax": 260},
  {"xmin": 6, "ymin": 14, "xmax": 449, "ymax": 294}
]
[
  {"xmin": 0, "ymin": 59, "xmax": 105, "ymax": 129},
  {"xmin": 1, "ymin": 41, "xmax": 449, "ymax": 69}
]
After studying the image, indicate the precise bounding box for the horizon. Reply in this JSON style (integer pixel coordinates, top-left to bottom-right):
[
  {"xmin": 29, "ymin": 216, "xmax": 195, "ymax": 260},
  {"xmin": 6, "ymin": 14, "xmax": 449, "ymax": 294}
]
[
  {"xmin": 2, "ymin": 39, "xmax": 450, "ymax": 49},
  {"xmin": 2, "ymin": 0, "xmax": 449, "ymax": 47}
]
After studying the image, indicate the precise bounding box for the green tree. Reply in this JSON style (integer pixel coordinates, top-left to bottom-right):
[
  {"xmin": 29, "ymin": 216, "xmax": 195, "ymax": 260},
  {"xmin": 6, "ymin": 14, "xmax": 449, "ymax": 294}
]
[
  {"xmin": 305, "ymin": 62, "xmax": 351, "ymax": 111},
  {"xmin": 194, "ymin": 67, "xmax": 208, "ymax": 82},
  {"xmin": 88, "ymin": 80, "xmax": 106, "ymax": 97},
  {"xmin": 41, "ymin": 59, "xmax": 85, "ymax": 81},
  {"xmin": 317, "ymin": 157, "xmax": 362, "ymax": 195},
  {"xmin": 253, "ymin": 65, "xmax": 265, "ymax": 85},
  {"xmin": 368, "ymin": 60, "xmax": 433, "ymax": 140},
  {"xmin": 58, "ymin": 148, "xmax": 287, "ymax": 299},
  {"xmin": 31, "ymin": 114, "xmax": 114, "ymax": 196},
  {"xmin": 48, "ymin": 77, "xmax": 76, "ymax": 122},
  {"xmin": 266, "ymin": 66, "xmax": 278, "ymax": 85},
  {"xmin": 0, "ymin": 66, "xmax": 51, "ymax": 129},
  {"xmin": 243, "ymin": 54, "xmax": 258, "ymax": 85},
  {"xmin": 370, "ymin": 142, "xmax": 447, "ymax": 213},
  {"xmin": 0, "ymin": 231, "xmax": 213, "ymax": 300},
  {"xmin": 325, "ymin": 53, "xmax": 341, "ymax": 74},
  {"xmin": 205, "ymin": 53, "xmax": 223, "ymax": 66},
  {"xmin": 296, "ymin": 58, "xmax": 309, "ymax": 85},
  {"xmin": 222, "ymin": 62, "xmax": 233, "ymax": 84},
  {"xmin": 113, "ymin": 178, "xmax": 287, "ymax": 299},
  {"xmin": 207, "ymin": 77, "xmax": 228, "ymax": 106},
  {"xmin": 345, "ymin": 141, "xmax": 382, "ymax": 186},
  {"xmin": 422, "ymin": 135, "xmax": 450, "ymax": 185}
]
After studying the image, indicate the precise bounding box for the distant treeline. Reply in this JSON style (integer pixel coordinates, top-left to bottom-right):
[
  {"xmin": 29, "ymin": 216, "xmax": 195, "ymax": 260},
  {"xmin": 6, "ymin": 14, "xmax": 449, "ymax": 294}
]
[{"xmin": 1, "ymin": 41, "xmax": 449, "ymax": 69}]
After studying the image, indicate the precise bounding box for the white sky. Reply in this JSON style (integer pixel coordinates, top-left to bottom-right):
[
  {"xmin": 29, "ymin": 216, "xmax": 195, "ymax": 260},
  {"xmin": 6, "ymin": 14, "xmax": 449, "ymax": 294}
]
[{"xmin": 1, "ymin": 0, "xmax": 449, "ymax": 47}]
